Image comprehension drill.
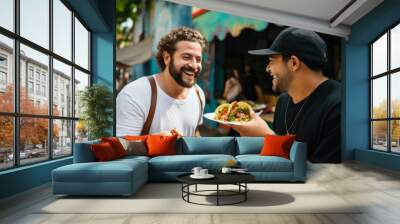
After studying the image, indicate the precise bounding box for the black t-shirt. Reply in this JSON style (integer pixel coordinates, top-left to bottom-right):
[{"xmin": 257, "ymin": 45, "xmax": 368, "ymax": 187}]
[{"xmin": 273, "ymin": 79, "xmax": 341, "ymax": 163}]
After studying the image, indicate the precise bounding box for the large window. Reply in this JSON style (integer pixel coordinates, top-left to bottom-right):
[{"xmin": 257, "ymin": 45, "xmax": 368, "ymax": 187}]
[
  {"xmin": 370, "ymin": 23, "xmax": 400, "ymax": 154},
  {"xmin": 0, "ymin": 0, "xmax": 91, "ymax": 171}
]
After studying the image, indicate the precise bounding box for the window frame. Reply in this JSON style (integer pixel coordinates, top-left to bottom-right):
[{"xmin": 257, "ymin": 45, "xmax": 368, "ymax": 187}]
[
  {"xmin": 370, "ymin": 20, "xmax": 400, "ymax": 154},
  {"xmin": 0, "ymin": 0, "xmax": 92, "ymax": 171}
]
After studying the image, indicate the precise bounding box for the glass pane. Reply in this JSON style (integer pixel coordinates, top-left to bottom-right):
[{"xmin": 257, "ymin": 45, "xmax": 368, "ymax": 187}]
[
  {"xmin": 74, "ymin": 69, "xmax": 89, "ymax": 118},
  {"xmin": 372, "ymin": 121, "xmax": 388, "ymax": 151},
  {"xmin": 53, "ymin": 59, "xmax": 72, "ymax": 117},
  {"xmin": 75, "ymin": 120, "xmax": 88, "ymax": 143},
  {"xmin": 20, "ymin": 0, "xmax": 49, "ymax": 49},
  {"xmin": 53, "ymin": 0, "xmax": 72, "ymax": 60},
  {"xmin": 372, "ymin": 33, "xmax": 387, "ymax": 76},
  {"xmin": 0, "ymin": 0, "xmax": 14, "ymax": 31},
  {"xmin": 74, "ymin": 17, "xmax": 89, "ymax": 70},
  {"xmin": 391, "ymin": 120, "xmax": 400, "ymax": 153},
  {"xmin": 53, "ymin": 119, "xmax": 72, "ymax": 157},
  {"xmin": 391, "ymin": 24, "xmax": 400, "ymax": 70},
  {"xmin": 0, "ymin": 34, "xmax": 14, "ymax": 113},
  {"xmin": 20, "ymin": 117, "xmax": 49, "ymax": 165},
  {"xmin": 20, "ymin": 44, "xmax": 49, "ymax": 115},
  {"xmin": 372, "ymin": 77, "xmax": 387, "ymax": 119},
  {"xmin": 0, "ymin": 116, "xmax": 14, "ymax": 170},
  {"xmin": 391, "ymin": 72, "xmax": 400, "ymax": 118}
]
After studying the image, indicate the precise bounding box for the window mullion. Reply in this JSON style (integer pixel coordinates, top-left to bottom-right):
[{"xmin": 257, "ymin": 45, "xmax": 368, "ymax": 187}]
[
  {"xmin": 13, "ymin": 0, "xmax": 20, "ymax": 167},
  {"xmin": 388, "ymin": 30, "xmax": 391, "ymax": 152},
  {"xmin": 71, "ymin": 11, "xmax": 76, "ymax": 154},
  {"xmin": 49, "ymin": 0, "xmax": 54, "ymax": 160}
]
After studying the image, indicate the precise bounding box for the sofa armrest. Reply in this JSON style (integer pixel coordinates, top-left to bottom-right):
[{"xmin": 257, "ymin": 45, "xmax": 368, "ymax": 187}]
[
  {"xmin": 73, "ymin": 140, "xmax": 100, "ymax": 163},
  {"xmin": 289, "ymin": 141, "xmax": 307, "ymax": 181}
]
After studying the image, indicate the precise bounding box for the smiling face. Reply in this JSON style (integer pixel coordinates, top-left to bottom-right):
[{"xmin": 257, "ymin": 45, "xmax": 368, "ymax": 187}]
[
  {"xmin": 165, "ymin": 41, "xmax": 203, "ymax": 88},
  {"xmin": 266, "ymin": 54, "xmax": 294, "ymax": 92}
]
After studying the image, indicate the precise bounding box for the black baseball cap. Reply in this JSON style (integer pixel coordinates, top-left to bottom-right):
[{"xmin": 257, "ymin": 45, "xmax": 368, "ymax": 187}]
[{"xmin": 248, "ymin": 27, "xmax": 327, "ymax": 67}]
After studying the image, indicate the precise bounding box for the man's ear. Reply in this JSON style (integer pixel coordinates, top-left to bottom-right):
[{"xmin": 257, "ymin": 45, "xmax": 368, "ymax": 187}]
[
  {"xmin": 288, "ymin": 55, "xmax": 301, "ymax": 72},
  {"xmin": 163, "ymin": 51, "xmax": 171, "ymax": 66}
]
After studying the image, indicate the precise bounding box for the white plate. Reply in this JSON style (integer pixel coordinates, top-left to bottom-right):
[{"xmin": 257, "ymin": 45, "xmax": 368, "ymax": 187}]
[
  {"xmin": 203, "ymin": 112, "xmax": 262, "ymax": 125},
  {"xmin": 190, "ymin": 174, "xmax": 215, "ymax": 179},
  {"xmin": 252, "ymin": 104, "xmax": 267, "ymax": 111}
]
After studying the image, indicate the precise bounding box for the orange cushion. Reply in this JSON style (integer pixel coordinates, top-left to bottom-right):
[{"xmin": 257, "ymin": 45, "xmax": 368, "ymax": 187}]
[
  {"xmin": 259, "ymin": 134, "xmax": 296, "ymax": 159},
  {"xmin": 91, "ymin": 142, "xmax": 118, "ymax": 161},
  {"xmin": 146, "ymin": 135, "xmax": 177, "ymax": 157},
  {"xmin": 101, "ymin": 137, "xmax": 126, "ymax": 158},
  {"xmin": 124, "ymin": 135, "xmax": 148, "ymax": 142}
]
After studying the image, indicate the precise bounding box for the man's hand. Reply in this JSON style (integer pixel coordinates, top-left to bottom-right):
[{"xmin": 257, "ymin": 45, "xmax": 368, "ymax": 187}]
[{"xmin": 228, "ymin": 111, "xmax": 275, "ymax": 136}]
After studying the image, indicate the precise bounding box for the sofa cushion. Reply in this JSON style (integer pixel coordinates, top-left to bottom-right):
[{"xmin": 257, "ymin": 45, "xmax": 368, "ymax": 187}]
[
  {"xmin": 52, "ymin": 158, "xmax": 147, "ymax": 183},
  {"xmin": 177, "ymin": 137, "xmax": 236, "ymax": 155},
  {"xmin": 74, "ymin": 139, "xmax": 101, "ymax": 163},
  {"xmin": 235, "ymin": 137, "xmax": 264, "ymax": 155},
  {"xmin": 148, "ymin": 154, "xmax": 235, "ymax": 172},
  {"xmin": 236, "ymin": 155, "xmax": 293, "ymax": 172}
]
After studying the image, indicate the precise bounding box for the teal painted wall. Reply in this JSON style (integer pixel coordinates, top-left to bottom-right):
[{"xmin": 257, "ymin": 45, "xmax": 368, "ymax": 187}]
[
  {"xmin": 344, "ymin": 0, "xmax": 400, "ymax": 171},
  {"xmin": 0, "ymin": 158, "xmax": 72, "ymax": 199},
  {"xmin": 0, "ymin": 0, "xmax": 115, "ymax": 200}
]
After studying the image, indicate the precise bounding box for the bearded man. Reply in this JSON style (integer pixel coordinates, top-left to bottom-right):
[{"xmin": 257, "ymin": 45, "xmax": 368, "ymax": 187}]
[
  {"xmin": 230, "ymin": 27, "xmax": 341, "ymax": 163},
  {"xmin": 117, "ymin": 27, "xmax": 206, "ymax": 137}
]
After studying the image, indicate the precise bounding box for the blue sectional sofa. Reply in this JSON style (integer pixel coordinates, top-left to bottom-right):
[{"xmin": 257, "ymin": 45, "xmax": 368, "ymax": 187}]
[{"xmin": 52, "ymin": 137, "xmax": 307, "ymax": 196}]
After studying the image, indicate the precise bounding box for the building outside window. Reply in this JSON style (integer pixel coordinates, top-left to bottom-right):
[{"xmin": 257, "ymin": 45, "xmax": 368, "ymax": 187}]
[
  {"xmin": 0, "ymin": 0, "xmax": 91, "ymax": 170},
  {"xmin": 28, "ymin": 81, "xmax": 34, "ymax": 94},
  {"xmin": 0, "ymin": 54, "xmax": 7, "ymax": 89},
  {"xmin": 28, "ymin": 66, "xmax": 34, "ymax": 80},
  {"xmin": 370, "ymin": 23, "xmax": 400, "ymax": 154}
]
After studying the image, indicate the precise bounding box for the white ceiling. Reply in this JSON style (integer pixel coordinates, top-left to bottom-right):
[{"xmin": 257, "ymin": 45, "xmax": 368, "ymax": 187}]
[{"xmin": 165, "ymin": 0, "xmax": 384, "ymax": 38}]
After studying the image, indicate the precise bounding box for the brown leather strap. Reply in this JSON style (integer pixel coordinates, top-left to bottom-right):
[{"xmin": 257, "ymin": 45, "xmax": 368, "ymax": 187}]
[
  {"xmin": 141, "ymin": 76, "xmax": 157, "ymax": 135},
  {"xmin": 195, "ymin": 88, "xmax": 203, "ymax": 128}
]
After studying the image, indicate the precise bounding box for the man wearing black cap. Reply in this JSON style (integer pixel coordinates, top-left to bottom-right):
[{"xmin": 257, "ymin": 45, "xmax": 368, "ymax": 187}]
[{"xmin": 230, "ymin": 27, "xmax": 341, "ymax": 163}]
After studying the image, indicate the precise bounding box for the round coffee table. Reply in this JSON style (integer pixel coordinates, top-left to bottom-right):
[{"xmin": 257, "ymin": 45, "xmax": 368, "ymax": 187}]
[{"xmin": 177, "ymin": 173, "xmax": 255, "ymax": 206}]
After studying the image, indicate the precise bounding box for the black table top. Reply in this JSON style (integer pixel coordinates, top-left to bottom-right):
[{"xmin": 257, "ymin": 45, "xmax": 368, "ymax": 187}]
[{"xmin": 177, "ymin": 172, "xmax": 255, "ymax": 185}]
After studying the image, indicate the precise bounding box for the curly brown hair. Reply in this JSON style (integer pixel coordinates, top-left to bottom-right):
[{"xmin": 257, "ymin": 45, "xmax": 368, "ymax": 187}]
[{"xmin": 156, "ymin": 27, "xmax": 207, "ymax": 71}]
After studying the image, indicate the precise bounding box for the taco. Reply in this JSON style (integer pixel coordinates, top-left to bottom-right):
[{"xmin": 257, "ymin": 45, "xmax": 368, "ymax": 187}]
[
  {"xmin": 226, "ymin": 101, "xmax": 252, "ymax": 122},
  {"xmin": 214, "ymin": 103, "xmax": 230, "ymax": 121}
]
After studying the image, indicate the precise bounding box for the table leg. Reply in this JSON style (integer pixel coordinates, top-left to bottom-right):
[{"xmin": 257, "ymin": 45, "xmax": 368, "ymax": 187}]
[
  {"xmin": 195, "ymin": 184, "xmax": 197, "ymax": 192},
  {"xmin": 217, "ymin": 184, "xmax": 219, "ymax": 206},
  {"xmin": 245, "ymin": 183, "xmax": 247, "ymax": 201}
]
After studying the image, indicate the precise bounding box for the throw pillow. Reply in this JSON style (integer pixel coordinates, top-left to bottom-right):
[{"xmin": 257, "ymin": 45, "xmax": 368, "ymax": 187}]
[
  {"xmin": 118, "ymin": 137, "xmax": 147, "ymax": 156},
  {"xmin": 146, "ymin": 134, "xmax": 177, "ymax": 157},
  {"xmin": 260, "ymin": 134, "xmax": 296, "ymax": 159},
  {"xmin": 101, "ymin": 137, "xmax": 126, "ymax": 158},
  {"xmin": 91, "ymin": 142, "xmax": 117, "ymax": 161},
  {"xmin": 124, "ymin": 135, "xmax": 148, "ymax": 142}
]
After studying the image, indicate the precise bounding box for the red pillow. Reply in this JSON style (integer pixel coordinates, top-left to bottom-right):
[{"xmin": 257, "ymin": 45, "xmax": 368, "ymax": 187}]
[
  {"xmin": 124, "ymin": 135, "xmax": 148, "ymax": 142},
  {"xmin": 101, "ymin": 137, "xmax": 126, "ymax": 158},
  {"xmin": 91, "ymin": 142, "xmax": 118, "ymax": 161},
  {"xmin": 146, "ymin": 135, "xmax": 177, "ymax": 157},
  {"xmin": 259, "ymin": 134, "xmax": 296, "ymax": 159}
]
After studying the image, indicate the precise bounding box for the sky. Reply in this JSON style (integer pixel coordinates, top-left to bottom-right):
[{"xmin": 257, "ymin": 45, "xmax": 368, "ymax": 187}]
[{"xmin": 0, "ymin": 0, "xmax": 89, "ymax": 72}]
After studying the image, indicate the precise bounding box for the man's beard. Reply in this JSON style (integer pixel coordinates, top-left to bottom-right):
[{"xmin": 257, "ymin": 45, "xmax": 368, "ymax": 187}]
[
  {"xmin": 272, "ymin": 70, "xmax": 293, "ymax": 93},
  {"xmin": 168, "ymin": 58, "xmax": 200, "ymax": 88}
]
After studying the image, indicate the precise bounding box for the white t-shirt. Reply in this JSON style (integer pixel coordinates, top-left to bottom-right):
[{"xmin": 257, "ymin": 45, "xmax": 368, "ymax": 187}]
[{"xmin": 116, "ymin": 75, "xmax": 205, "ymax": 136}]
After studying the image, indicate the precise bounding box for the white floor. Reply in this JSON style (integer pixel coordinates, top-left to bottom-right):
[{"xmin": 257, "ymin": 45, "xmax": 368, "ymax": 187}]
[{"xmin": 1, "ymin": 162, "xmax": 400, "ymax": 224}]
